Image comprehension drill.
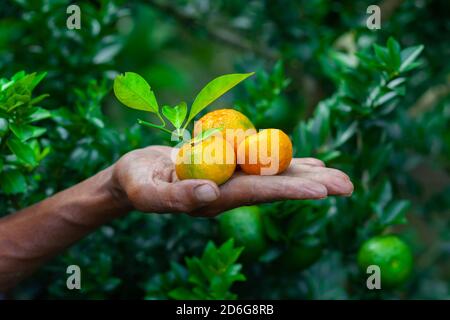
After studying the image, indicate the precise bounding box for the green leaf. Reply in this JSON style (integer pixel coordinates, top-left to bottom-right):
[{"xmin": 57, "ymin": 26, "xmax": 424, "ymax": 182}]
[
  {"xmin": 375, "ymin": 90, "xmax": 398, "ymax": 106},
  {"xmin": 373, "ymin": 44, "xmax": 390, "ymax": 66},
  {"xmin": 380, "ymin": 200, "xmax": 410, "ymax": 226},
  {"xmin": 333, "ymin": 121, "xmax": 357, "ymax": 148},
  {"xmin": 25, "ymin": 107, "xmax": 52, "ymax": 123},
  {"xmin": 29, "ymin": 71, "xmax": 47, "ymax": 91},
  {"xmin": 29, "ymin": 94, "xmax": 49, "ymax": 106},
  {"xmin": 387, "ymin": 37, "xmax": 401, "ymax": 70},
  {"xmin": 162, "ymin": 102, "xmax": 187, "ymax": 129},
  {"xmin": 400, "ymin": 45, "xmax": 424, "ymax": 72},
  {"xmin": 318, "ymin": 150, "xmax": 341, "ymax": 162},
  {"xmin": 9, "ymin": 123, "xmax": 46, "ymax": 141},
  {"xmin": 191, "ymin": 127, "xmax": 223, "ymax": 144},
  {"xmin": 7, "ymin": 138, "xmax": 37, "ymax": 166},
  {"xmin": 168, "ymin": 287, "xmax": 199, "ymax": 300},
  {"xmin": 0, "ymin": 169, "xmax": 27, "ymax": 194},
  {"xmin": 0, "ymin": 118, "xmax": 8, "ymax": 136},
  {"xmin": 113, "ymin": 72, "xmax": 159, "ymax": 113},
  {"xmin": 186, "ymin": 72, "xmax": 254, "ymax": 125}
]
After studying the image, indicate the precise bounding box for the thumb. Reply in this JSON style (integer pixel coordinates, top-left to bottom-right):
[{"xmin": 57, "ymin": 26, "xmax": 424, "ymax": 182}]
[{"xmin": 159, "ymin": 179, "xmax": 220, "ymax": 213}]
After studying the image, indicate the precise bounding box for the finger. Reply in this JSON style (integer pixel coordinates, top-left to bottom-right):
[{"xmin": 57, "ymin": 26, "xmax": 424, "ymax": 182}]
[
  {"xmin": 291, "ymin": 158, "xmax": 325, "ymax": 167},
  {"xmin": 282, "ymin": 165, "xmax": 353, "ymax": 195},
  {"xmin": 194, "ymin": 175, "xmax": 328, "ymax": 217},
  {"xmin": 156, "ymin": 179, "xmax": 220, "ymax": 213}
]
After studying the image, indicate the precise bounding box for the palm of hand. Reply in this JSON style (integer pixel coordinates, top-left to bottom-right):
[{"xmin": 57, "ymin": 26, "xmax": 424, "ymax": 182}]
[{"xmin": 113, "ymin": 146, "xmax": 353, "ymax": 217}]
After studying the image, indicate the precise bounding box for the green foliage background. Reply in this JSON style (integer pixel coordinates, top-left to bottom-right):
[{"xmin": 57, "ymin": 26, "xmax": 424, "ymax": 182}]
[{"xmin": 0, "ymin": 0, "xmax": 449, "ymax": 299}]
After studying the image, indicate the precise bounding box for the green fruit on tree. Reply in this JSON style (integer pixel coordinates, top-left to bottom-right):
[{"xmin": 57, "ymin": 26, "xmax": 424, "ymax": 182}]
[
  {"xmin": 357, "ymin": 235, "xmax": 413, "ymax": 288},
  {"xmin": 280, "ymin": 241, "xmax": 322, "ymax": 271},
  {"xmin": 218, "ymin": 206, "xmax": 267, "ymax": 259}
]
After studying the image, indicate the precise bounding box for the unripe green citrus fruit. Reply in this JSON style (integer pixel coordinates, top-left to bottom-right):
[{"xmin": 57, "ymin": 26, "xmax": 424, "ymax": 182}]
[
  {"xmin": 218, "ymin": 206, "xmax": 267, "ymax": 260},
  {"xmin": 357, "ymin": 235, "xmax": 413, "ymax": 288},
  {"xmin": 280, "ymin": 242, "xmax": 322, "ymax": 271}
]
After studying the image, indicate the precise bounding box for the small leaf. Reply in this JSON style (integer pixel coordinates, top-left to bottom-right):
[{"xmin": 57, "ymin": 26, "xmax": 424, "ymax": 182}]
[
  {"xmin": 191, "ymin": 127, "xmax": 223, "ymax": 144},
  {"xmin": 375, "ymin": 90, "xmax": 398, "ymax": 106},
  {"xmin": 168, "ymin": 287, "xmax": 198, "ymax": 300},
  {"xmin": 0, "ymin": 118, "xmax": 8, "ymax": 136},
  {"xmin": 387, "ymin": 77, "xmax": 406, "ymax": 89},
  {"xmin": 387, "ymin": 37, "xmax": 401, "ymax": 70},
  {"xmin": 29, "ymin": 94, "xmax": 50, "ymax": 106},
  {"xmin": 400, "ymin": 45, "xmax": 424, "ymax": 72},
  {"xmin": 113, "ymin": 72, "xmax": 158, "ymax": 113},
  {"xmin": 30, "ymin": 72, "xmax": 47, "ymax": 91},
  {"xmin": 373, "ymin": 44, "xmax": 390, "ymax": 65},
  {"xmin": 162, "ymin": 102, "xmax": 187, "ymax": 129},
  {"xmin": 0, "ymin": 169, "xmax": 27, "ymax": 194},
  {"xmin": 380, "ymin": 200, "xmax": 410, "ymax": 226},
  {"xmin": 333, "ymin": 121, "xmax": 358, "ymax": 148},
  {"xmin": 25, "ymin": 107, "xmax": 52, "ymax": 123},
  {"xmin": 7, "ymin": 138, "xmax": 37, "ymax": 166},
  {"xmin": 9, "ymin": 123, "xmax": 46, "ymax": 141},
  {"xmin": 186, "ymin": 72, "xmax": 254, "ymax": 124}
]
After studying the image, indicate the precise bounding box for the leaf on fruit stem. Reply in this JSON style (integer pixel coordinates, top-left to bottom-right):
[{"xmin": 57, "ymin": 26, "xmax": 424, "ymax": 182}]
[
  {"xmin": 162, "ymin": 102, "xmax": 187, "ymax": 129},
  {"xmin": 186, "ymin": 72, "xmax": 254, "ymax": 126},
  {"xmin": 113, "ymin": 72, "xmax": 159, "ymax": 113},
  {"xmin": 191, "ymin": 127, "xmax": 223, "ymax": 144}
]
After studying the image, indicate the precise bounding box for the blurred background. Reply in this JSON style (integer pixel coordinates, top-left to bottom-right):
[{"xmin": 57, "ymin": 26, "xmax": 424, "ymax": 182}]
[{"xmin": 0, "ymin": 0, "xmax": 449, "ymax": 299}]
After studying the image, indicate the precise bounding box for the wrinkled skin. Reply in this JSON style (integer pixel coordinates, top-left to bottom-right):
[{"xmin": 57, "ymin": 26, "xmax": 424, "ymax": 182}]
[
  {"xmin": 113, "ymin": 146, "xmax": 354, "ymax": 216},
  {"xmin": 0, "ymin": 145, "xmax": 353, "ymax": 292}
]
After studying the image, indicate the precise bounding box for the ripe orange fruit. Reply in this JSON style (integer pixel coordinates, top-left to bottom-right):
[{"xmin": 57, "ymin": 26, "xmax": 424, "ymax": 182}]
[
  {"xmin": 237, "ymin": 128, "xmax": 292, "ymax": 175},
  {"xmin": 175, "ymin": 134, "xmax": 236, "ymax": 185},
  {"xmin": 194, "ymin": 109, "xmax": 256, "ymax": 153}
]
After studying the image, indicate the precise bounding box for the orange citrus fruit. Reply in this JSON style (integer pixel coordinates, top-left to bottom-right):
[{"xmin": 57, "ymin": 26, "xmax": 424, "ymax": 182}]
[
  {"xmin": 175, "ymin": 134, "xmax": 236, "ymax": 185},
  {"xmin": 237, "ymin": 128, "xmax": 292, "ymax": 175},
  {"xmin": 194, "ymin": 109, "xmax": 256, "ymax": 153}
]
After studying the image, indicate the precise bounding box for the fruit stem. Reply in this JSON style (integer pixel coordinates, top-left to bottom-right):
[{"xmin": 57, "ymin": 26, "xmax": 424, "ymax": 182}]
[
  {"xmin": 156, "ymin": 113, "xmax": 166, "ymax": 127},
  {"xmin": 137, "ymin": 119, "xmax": 172, "ymax": 135}
]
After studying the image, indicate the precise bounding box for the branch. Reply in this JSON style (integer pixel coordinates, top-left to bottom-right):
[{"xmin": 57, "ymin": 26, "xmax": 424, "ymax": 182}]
[
  {"xmin": 409, "ymin": 76, "xmax": 450, "ymax": 117},
  {"xmin": 379, "ymin": 0, "xmax": 405, "ymax": 22},
  {"xmin": 147, "ymin": 0, "xmax": 279, "ymax": 61}
]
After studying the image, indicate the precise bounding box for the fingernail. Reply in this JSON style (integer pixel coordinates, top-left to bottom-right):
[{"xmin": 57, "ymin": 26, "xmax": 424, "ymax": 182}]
[{"xmin": 194, "ymin": 184, "xmax": 219, "ymax": 202}]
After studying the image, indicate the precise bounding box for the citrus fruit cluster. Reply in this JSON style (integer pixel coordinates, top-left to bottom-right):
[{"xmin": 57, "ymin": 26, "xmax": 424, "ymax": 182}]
[{"xmin": 175, "ymin": 109, "xmax": 293, "ymax": 185}]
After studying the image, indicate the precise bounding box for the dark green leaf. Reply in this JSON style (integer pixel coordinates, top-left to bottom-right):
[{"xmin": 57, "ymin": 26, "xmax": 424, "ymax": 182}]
[
  {"xmin": 0, "ymin": 169, "xmax": 27, "ymax": 194},
  {"xmin": 380, "ymin": 200, "xmax": 410, "ymax": 226},
  {"xmin": 0, "ymin": 118, "xmax": 8, "ymax": 136},
  {"xmin": 7, "ymin": 137, "xmax": 37, "ymax": 166},
  {"xmin": 400, "ymin": 45, "xmax": 424, "ymax": 72},
  {"xmin": 9, "ymin": 123, "xmax": 46, "ymax": 141},
  {"xmin": 25, "ymin": 107, "xmax": 52, "ymax": 123},
  {"xmin": 387, "ymin": 37, "xmax": 401, "ymax": 70}
]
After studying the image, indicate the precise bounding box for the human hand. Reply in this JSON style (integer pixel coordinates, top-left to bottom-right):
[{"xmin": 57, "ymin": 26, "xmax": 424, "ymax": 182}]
[{"xmin": 111, "ymin": 146, "xmax": 354, "ymax": 217}]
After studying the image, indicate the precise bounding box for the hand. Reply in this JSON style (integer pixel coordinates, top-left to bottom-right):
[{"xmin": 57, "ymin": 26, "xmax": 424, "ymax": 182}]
[{"xmin": 111, "ymin": 146, "xmax": 354, "ymax": 217}]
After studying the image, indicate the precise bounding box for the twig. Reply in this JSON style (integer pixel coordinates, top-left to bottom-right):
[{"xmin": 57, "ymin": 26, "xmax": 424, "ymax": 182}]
[
  {"xmin": 409, "ymin": 76, "xmax": 450, "ymax": 117},
  {"xmin": 147, "ymin": 0, "xmax": 279, "ymax": 60}
]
